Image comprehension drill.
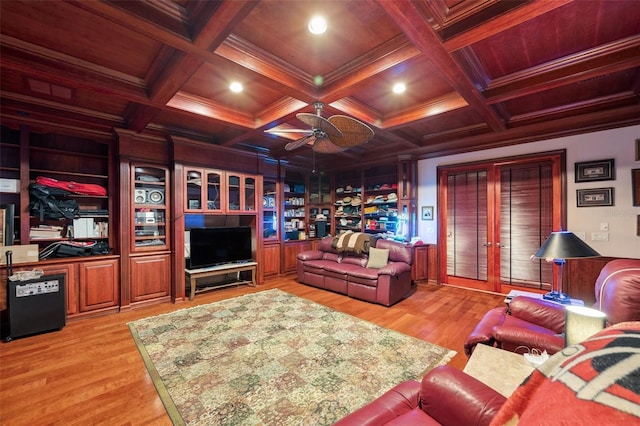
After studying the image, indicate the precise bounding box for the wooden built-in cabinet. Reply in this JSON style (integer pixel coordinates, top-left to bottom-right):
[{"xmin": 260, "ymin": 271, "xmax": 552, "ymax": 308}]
[
  {"xmin": 79, "ymin": 258, "xmax": 119, "ymax": 312},
  {"xmin": 0, "ymin": 125, "xmax": 112, "ymax": 249},
  {"xmin": 0, "ymin": 125, "xmax": 119, "ymax": 318},
  {"xmin": 6, "ymin": 257, "xmax": 119, "ymax": 318},
  {"xmin": 185, "ymin": 168, "xmax": 224, "ymax": 212},
  {"xmin": 130, "ymin": 254, "xmax": 171, "ymax": 303},
  {"xmin": 283, "ymin": 171, "xmax": 307, "ymax": 241},
  {"xmin": 283, "ymin": 240, "xmax": 312, "ymax": 273},
  {"xmin": 126, "ymin": 163, "xmax": 172, "ymax": 306},
  {"xmin": 261, "ymin": 244, "xmax": 281, "ymax": 277},
  {"xmin": 132, "ymin": 166, "xmax": 169, "ymax": 252},
  {"xmin": 184, "ymin": 168, "xmax": 257, "ymax": 214}
]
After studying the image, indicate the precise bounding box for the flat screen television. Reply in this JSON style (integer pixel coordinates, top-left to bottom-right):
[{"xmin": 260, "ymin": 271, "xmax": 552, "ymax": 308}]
[{"xmin": 188, "ymin": 226, "xmax": 253, "ymax": 269}]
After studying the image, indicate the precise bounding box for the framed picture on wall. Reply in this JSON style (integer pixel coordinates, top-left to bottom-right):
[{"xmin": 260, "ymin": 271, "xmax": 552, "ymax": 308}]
[
  {"xmin": 632, "ymin": 168, "xmax": 640, "ymax": 207},
  {"xmin": 575, "ymin": 159, "xmax": 615, "ymax": 182},
  {"xmin": 636, "ymin": 139, "xmax": 640, "ymax": 162},
  {"xmin": 421, "ymin": 206, "xmax": 433, "ymax": 220},
  {"xmin": 576, "ymin": 187, "xmax": 614, "ymax": 207}
]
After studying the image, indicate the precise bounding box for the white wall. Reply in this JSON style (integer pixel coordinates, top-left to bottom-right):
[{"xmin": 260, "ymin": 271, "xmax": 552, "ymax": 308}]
[{"xmin": 417, "ymin": 125, "xmax": 640, "ymax": 258}]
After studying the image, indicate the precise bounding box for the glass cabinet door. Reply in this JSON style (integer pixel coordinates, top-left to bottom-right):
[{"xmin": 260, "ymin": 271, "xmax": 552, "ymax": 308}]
[
  {"xmin": 244, "ymin": 176, "xmax": 256, "ymax": 211},
  {"xmin": 263, "ymin": 179, "xmax": 278, "ymax": 240},
  {"xmin": 227, "ymin": 174, "xmax": 241, "ymax": 211},
  {"xmin": 185, "ymin": 169, "xmax": 203, "ymax": 211},
  {"xmin": 205, "ymin": 170, "xmax": 223, "ymax": 212},
  {"xmin": 133, "ymin": 165, "xmax": 169, "ymax": 251}
]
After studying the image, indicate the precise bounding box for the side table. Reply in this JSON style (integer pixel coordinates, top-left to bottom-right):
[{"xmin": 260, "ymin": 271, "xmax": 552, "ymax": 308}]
[
  {"xmin": 504, "ymin": 289, "xmax": 584, "ymax": 307},
  {"xmin": 463, "ymin": 344, "xmax": 535, "ymax": 397}
]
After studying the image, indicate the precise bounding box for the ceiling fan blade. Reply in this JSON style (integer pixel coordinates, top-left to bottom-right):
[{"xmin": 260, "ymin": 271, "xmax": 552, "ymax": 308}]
[
  {"xmin": 285, "ymin": 134, "xmax": 315, "ymax": 151},
  {"xmin": 265, "ymin": 128, "xmax": 312, "ymax": 134},
  {"xmin": 312, "ymin": 137, "xmax": 347, "ymax": 153},
  {"xmin": 327, "ymin": 115, "xmax": 374, "ymax": 147},
  {"xmin": 296, "ymin": 113, "xmax": 343, "ymax": 138}
]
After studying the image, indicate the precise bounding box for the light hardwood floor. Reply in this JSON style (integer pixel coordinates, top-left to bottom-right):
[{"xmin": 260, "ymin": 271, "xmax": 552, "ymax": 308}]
[{"xmin": 0, "ymin": 277, "xmax": 504, "ymax": 425}]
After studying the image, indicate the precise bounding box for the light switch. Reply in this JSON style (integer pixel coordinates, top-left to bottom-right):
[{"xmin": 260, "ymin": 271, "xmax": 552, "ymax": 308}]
[{"xmin": 600, "ymin": 223, "xmax": 609, "ymax": 231}]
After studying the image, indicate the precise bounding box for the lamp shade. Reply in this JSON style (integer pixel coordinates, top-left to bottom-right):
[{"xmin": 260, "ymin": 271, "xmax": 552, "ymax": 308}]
[
  {"xmin": 534, "ymin": 231, "xmax": 600, "ymax": 260},
  {"xmin": 565, "ymin": 305, "xmax": 607, "ymax": 346}
]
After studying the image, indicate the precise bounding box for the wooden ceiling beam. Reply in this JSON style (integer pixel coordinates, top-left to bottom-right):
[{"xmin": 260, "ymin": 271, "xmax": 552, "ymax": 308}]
[
  {"xmin": 377, "ymin": 0, "xmax": 506, "ymax": 133},
  {"xmin": 166, "ymin": 92, "xmax": 255, "ymax": 128},
  {"xmin": 215, "ymin": 35, "xmax": 317, "ymax": 102},
  {"xmin": 508, "ymin": 92, "xmax": 639, "ymax": 126},
  {"xmin": 484, "ymin": 35, "xmax": 640, "ymax": 103},
  {"xmin": 123, "ymin": 2, "xmax": 258, "ymax": 132},
  {"xmin": 442, "ymin": 0, "xmax": 574, "ymax": 52},
  {"xmin": 415, "ymin": 103, "xmax": 640, "ymax": 158},
  {"xmin": 320, "ymin": 37, "xmax": 421, "ymax": 102},
  {"xmin": 0, "ymin": 37, "xmax": 149, "ymax": 103},
  {"xmin": 379, "ymin": 92, "xmax": 469, "ymax": 129}
]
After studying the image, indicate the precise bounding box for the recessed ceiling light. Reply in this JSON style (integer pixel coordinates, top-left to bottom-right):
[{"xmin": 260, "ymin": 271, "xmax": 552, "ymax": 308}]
[
  {"xmin": 229, "ymin": 82, "xmax": 243, "ymax": 93},
  {"xmin": 308, "ymin": 15, "xmax": 327, "ymax": 34},
  {"xmin": 392, "ymin": 82, "xmax": 406, "ymax": 94}
]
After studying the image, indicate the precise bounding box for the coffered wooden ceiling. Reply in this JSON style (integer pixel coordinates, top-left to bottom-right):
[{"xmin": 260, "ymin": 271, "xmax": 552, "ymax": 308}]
[{"xmin": 1, "ymin": 0, "xmax": 639, "ymax": 170}]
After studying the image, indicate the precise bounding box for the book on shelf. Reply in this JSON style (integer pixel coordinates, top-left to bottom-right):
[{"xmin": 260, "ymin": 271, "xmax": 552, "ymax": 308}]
[
  {"xmin": 72, "ymin": 218, "xmax": 95, "ymax": 238},
  {"xmin": 30, "ymin": 225, "xmax": 64, "ymax": 239}
]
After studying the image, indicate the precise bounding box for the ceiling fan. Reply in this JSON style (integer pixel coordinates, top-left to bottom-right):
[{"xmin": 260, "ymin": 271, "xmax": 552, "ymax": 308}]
[{"xmin": 266, "ymin": 102, "xmax": 374, "ymax": 153}]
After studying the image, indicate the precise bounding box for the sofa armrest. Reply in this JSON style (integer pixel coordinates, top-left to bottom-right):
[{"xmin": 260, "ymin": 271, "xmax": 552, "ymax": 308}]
[
  {"xmin": 493, "ymin": 325, "xmax": 565, "ymax": 354},
  {"xmin": 464, "ymin": 307, "xmax": 507, "ymax": 356},
  {"xmin": 333, "ymin": 380, "xmax": 421, "ymax": 426},
  {"xmin": 297, "ymin": 250, "xmax": 323, "ymax": 261},
  {"xmin": 420, "ymin": 366, "xmax": 507, "ymax": 426},
  {"xmin": 378, "ymin": 262, "xmax": 411, "ymax": 276},
  {"xmin": 509, "ymin": 296, "xmax": 566, "ymax": 333}
]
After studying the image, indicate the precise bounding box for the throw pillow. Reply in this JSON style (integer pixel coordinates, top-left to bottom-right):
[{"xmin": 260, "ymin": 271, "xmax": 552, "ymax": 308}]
[{"xmin": 366, "ymin": 247, "xmax": 389, "ymax": 269}]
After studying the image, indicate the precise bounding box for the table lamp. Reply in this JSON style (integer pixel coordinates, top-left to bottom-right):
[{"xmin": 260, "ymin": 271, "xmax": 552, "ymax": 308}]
[
  {"xmin": 533, "ymin": 231, "xmax": 600, "ymax": 303},
  {"xmin": 565, "ymin": 305, "xmax": 607, "ymax": 346}
]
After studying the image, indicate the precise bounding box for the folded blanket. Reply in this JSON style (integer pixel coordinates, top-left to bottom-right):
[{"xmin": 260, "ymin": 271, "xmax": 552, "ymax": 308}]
[{"xmin": 332, "ymin": 231, "xmax": 374, "ymax": 254}]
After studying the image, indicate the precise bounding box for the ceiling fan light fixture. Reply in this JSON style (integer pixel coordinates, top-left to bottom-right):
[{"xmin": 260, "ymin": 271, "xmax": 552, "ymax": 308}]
[
  {"xmin": 229, "ymin": 81, "xmax": 243, "ymax": 93},
  {"xmin": 308, "ymin": 15, "xmax": 327, "ymax": 34}
]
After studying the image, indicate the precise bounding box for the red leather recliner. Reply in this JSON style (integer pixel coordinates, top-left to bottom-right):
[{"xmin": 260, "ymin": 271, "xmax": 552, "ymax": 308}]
[
  {"xmin": 463, "ymin": 259, "xmax": 640, "ymax": 356},
  {"xmin": 337, "ymin": 322, "xmax": 640, "ymax": 425},
  {"xmin": 333, "ymin": 365, "xmax": 506, "ymax": 426}
]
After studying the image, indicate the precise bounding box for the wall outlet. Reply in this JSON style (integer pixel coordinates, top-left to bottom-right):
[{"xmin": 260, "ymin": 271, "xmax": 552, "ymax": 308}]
[{"xmin": 591, "ymin": 232, "xmax": 609, "ymax": 241}]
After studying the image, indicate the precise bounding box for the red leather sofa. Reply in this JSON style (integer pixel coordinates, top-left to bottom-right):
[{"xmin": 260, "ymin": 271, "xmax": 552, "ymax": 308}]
[
  {"xmin": 464, "ymin": 258, "xmax": 640, "ymax": 356},
  {"xmin": 296, "ymin": 235, "xmax": 414, "ymax": 306}
]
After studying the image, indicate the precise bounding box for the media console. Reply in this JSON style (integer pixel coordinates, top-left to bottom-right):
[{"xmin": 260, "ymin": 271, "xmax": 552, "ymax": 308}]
[{"xmin": 185, "ymin": 261, "xmax": 257, "ymax": 301}]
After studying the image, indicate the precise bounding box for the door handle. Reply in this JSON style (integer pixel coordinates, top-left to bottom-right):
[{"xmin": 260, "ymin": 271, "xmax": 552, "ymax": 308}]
[
  {"xmin": 482, "ymin": 242, "xmax": 492, "ymax": 247},
  {"xmin": 496, "ymin": 243, "xmax": 510, "ymax": 248}
]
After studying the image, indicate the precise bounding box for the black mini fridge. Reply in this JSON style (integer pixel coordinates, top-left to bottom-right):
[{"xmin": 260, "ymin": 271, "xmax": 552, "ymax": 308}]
[{"xmin": 6, "ymin": 273, "xmax": 66, "ymax": 341}]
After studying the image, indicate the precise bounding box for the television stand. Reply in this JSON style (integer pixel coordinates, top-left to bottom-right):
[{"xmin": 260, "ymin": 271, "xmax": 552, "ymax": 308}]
[{"xmin": 185, "ymin": 261, "xmax": 257, "ymax": 301}]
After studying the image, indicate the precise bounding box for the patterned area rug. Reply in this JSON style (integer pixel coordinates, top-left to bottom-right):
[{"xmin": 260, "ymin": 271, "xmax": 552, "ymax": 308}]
[{"xmin": 128, "ymin": 289, "xmax": 456, "ymax": 425}]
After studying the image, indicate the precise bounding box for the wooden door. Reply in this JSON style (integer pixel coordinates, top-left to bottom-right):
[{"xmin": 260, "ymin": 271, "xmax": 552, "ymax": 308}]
[{"xmin": 438, "ymin": 152, "xmax": 564, "ymax": 293}]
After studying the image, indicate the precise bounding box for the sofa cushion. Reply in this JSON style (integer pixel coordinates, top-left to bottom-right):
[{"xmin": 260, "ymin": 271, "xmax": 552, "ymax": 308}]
[
  {"xmin": 323, "ymin": 262, "xmax": 363, "ymax": 275},
  {"xmin": 349, "ymin": 267, "xmax": 380, "ymax": 280},
  {"xmin": 322, "ymin": 252, "xmax": 340, "ymax": 263},
  {"xmin": 367, "ymin": 247, "xmax": 389, "ymax": 269},
  {"xmin": 341, "ymin": 253, "xmax": 368, "ymax": 268},
  {"xmin": 303, "ymin": 259, "xmax": 336, "ymax": 272}
]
